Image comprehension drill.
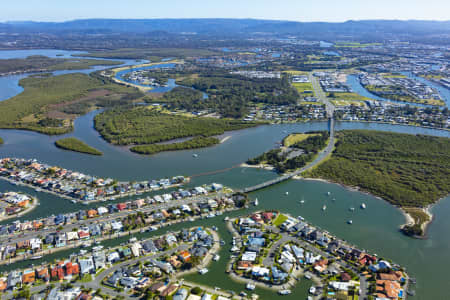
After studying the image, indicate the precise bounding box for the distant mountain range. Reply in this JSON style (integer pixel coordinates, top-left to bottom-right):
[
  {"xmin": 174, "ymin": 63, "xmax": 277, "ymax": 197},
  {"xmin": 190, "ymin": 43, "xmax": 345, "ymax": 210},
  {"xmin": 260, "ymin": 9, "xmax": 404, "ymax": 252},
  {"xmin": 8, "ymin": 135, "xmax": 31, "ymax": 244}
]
[{"xmin": 2, "ymin": 19, "xmax": 450, "ymax": 37}]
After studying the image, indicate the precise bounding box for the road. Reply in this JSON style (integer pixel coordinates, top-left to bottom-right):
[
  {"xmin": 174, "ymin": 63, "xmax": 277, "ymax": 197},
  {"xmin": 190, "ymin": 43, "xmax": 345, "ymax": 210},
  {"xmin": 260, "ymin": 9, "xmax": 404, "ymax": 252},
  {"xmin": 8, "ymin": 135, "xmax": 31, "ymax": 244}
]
[
  {"xmin": 0, "ymin": 192, "xmax": 227, "ymax": 255},
  {"xmin": 4, "ymin": 244, "xmax": 191, "ymax": 300},
  {"xmin": 309, "ymin": 72, "xmax": 335, "ymax": 118}
]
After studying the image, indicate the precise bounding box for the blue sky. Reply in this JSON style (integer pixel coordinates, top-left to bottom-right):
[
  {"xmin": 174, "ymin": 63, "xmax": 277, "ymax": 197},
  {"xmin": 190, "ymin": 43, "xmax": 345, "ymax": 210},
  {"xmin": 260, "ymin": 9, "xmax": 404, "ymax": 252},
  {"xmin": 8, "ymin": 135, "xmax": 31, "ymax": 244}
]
[{"xmin": 1, "ymin": 0, "xmax": 449, "ymax": 22}]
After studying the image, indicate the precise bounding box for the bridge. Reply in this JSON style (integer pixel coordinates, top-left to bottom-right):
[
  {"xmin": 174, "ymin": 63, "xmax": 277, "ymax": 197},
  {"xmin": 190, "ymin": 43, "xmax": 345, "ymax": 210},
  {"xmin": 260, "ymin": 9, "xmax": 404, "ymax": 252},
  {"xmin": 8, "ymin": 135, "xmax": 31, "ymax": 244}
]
[
  {"xmin": 240, "ymin": 117, "xmax": 335, "ymax": 193},
  {"xmin": 240, "ymin": 74, "xmax": 336, "ymax": 194}
]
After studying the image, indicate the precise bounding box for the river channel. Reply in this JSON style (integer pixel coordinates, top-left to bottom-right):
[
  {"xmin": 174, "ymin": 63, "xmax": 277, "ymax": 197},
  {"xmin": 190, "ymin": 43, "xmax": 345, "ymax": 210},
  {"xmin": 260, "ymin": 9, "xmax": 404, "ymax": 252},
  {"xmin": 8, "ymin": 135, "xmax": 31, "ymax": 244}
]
[{"xmin": 0, "ymin": 50, "xmax": 449, "ymax": 299}]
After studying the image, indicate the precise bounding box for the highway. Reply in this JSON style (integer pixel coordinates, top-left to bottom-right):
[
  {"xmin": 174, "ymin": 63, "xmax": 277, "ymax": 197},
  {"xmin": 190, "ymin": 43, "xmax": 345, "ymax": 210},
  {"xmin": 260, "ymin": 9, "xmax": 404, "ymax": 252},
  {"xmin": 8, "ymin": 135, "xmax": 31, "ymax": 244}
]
[{"xmin": 241, "ymin": 72, "xmax": 336, "ymax": 194}]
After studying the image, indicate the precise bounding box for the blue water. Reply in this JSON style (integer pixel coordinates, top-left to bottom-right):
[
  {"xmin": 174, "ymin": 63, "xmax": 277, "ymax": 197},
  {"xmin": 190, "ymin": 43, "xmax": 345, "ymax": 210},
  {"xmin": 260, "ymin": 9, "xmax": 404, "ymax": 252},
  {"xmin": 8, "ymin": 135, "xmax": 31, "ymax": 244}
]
[
  {"xmin": 320, "ymin": 41, "xmax": 333, "ymax": 48},
  {"xmin": 346, "ymin": 74, "xmax": 433, "ymax": 108},
  {"xmin": 0, "ymin": 49, "xmax": 85, "ymax": 59},
  {"xmin": 0, "ymin": 49, "xmax": 142, "ymax": 101},
  {"xmin": 323, "ymin": 51, "xmax": 340, "ymax": 57},
  {"xmin": 402, "ymin": 72, "xmax": 450, "ymax": 108}
]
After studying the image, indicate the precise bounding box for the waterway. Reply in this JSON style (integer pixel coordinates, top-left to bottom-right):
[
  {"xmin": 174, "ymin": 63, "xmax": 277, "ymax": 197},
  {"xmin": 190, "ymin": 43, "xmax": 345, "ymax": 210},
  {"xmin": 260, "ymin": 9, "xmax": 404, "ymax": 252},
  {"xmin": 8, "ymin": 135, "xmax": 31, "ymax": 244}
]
[
  {"xmin": 0, "ymin": 50, "xmax": 449, "ymax": 299},
  {"xmin": 0, "ymin": 49, "xmax": 143, "ymax": 101},
  {"xmin": 346, "ymin": 74, "xmax": 448, "ymax": 108},
  {"xmin": 114, "ymin": 63, "xmax": 208, "ymax": 98}
]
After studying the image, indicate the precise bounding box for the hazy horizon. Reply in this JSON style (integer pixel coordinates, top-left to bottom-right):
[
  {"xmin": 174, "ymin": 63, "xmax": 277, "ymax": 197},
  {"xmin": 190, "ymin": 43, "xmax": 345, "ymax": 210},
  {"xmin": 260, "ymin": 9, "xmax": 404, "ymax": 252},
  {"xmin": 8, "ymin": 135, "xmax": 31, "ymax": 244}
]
[{"xmin": 1, "ymin": 0, "xmax": 449, "ymax": 23}]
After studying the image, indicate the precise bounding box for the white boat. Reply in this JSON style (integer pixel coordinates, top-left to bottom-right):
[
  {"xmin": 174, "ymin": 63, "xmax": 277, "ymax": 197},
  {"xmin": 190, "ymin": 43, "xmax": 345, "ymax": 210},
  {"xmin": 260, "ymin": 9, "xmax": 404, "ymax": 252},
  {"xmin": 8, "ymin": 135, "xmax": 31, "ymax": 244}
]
[
  {"xmin": 71, "ymin": 200, "xmax": 77, "ymax": 204},
  {"xmin": 246, "ymin": 283, "xmax": 256, "ymax": 290},
  {"xmin": 349, "ymin": 207, "xmax": 355, "ymax": 211},
  {"xmin": 361, "ymin": 203, "xmax": 366, "ymax": 209},
  {"xmin": 332, "ymin": 198, "xmax": 336, "ymax": 201},
  {"xmin": 304, "ymin": 274, "xmax": 312, "ymax": 280},
  {"xmin": 193, "ymin": 154, "xmax": 199, "ymax": 158},
  {"xmin": 198, "ymin": 268, "xmax": 208, "ymax": 275},
  {"xmin": 278, "ymin": 290, "xmax": 291, "ymax": 295},
  {"xmin": 30, "ymin": 255, "xmax": 42, "ymax": 260},
  {"xmin": 213, "ymin": 254, "xmax": 220, "ymax": 261},
  {"xmin": 347, "ymin": 220, "xmax": 353, "ymax": 225},
  {"xmin": 254, "ymin": 198, "xmax": 259, "ymax": 206},
  {"xmin": 92, "ymin": 246, "xmax": 104, "ymax": 252},
  {"xmin": 285, "ymin": 192, "xmax": 289, "ymax": 195},
  {"xmin": 309, "ymin": 286, "xmax": 316, "ymax": 294},
  {"xmin": 322, "ymin": 205, "xmax": 327, "ymax": 211},
  {"xmin": 327, "ymin": 192, "xmax": 331, "ymax": 196}
]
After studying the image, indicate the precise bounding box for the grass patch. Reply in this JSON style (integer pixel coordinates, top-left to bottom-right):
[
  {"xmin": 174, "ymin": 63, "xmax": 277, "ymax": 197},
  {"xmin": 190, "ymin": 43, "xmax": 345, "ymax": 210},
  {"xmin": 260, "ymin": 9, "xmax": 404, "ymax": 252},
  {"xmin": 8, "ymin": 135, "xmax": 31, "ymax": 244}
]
[
  {"xmin": 283, "ymin": 133, "xmax": 319, "ymax": 147},
  {"xmin": 327, "ymin": 92, "xmax": 370, "ymax": 101},
  {"xmin": 293, "ymin": 82, "xmax": 314, "ymax": 96},
  {"xmin": 307, "ymin": 130, "xmax": 450, "ymax": 208},
  {"xmin": 55, "ymin": 137, "xmax": 103, "ymax": 155},
  {"xmin": 273, "ymin": 214, "xmax": 288, "ymax": 227}
]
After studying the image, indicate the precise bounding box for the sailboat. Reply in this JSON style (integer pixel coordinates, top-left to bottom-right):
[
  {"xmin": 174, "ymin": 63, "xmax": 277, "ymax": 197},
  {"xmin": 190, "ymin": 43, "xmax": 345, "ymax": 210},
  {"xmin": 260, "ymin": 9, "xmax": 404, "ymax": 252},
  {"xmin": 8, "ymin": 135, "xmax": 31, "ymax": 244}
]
[{"xmin": 254, "ymin": 198, "xmax": 259, "ymax": 206}]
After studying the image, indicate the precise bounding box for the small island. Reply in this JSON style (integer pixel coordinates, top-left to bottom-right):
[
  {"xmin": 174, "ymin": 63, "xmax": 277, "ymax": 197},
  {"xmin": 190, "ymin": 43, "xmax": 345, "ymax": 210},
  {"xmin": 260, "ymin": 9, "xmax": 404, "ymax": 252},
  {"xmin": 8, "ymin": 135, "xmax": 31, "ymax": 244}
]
[
  {"xmin": 55, "ymin": 137, "xmax": 103, "ymax": 155},
  {"xmin": 131, "ymin": 136, "xmax": 219, "ymax": 155}
]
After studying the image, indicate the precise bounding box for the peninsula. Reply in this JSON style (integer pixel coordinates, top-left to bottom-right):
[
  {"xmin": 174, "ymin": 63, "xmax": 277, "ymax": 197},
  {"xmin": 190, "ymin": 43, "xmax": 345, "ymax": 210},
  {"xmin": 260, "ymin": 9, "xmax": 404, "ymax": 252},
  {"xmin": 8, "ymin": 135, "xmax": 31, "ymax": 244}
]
[{"xmin": 55, "ymin": 137, "xmax": 103, "ymax": 156}]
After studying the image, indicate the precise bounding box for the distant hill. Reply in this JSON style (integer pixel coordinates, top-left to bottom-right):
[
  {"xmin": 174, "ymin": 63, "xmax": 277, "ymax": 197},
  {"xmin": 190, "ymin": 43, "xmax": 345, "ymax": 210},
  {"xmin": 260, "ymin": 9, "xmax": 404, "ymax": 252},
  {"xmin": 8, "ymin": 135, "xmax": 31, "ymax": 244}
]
[{"xmin": 2, "ymin": 18, "xmax": 450, "ymax": 36}]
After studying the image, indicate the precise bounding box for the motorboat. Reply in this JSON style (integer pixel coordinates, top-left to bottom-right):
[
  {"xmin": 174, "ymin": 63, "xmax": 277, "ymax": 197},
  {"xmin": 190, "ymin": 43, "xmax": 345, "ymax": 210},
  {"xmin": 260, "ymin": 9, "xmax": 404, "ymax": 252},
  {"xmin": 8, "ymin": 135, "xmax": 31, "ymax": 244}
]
[
  {"xmin": 279, "ymin": 290, "xmax": 291, "ymax": 295},
  {"xmin": 198, "ymin": 268, "xmax": 208, "ymax": 275},
  {"xmin": 347, "ymin": 220, "xmax": 353, "ymax": 225},
  {"xmin": 322, "ymin": 205, "xmax": 327, "ymax": 211},
  {"xmin": 361, "ymin": 203, "xmax": 366, "ymax": 209},
  {"xmin": 246, "ymin": 283, "xmax": 255, "ymax": 290}
]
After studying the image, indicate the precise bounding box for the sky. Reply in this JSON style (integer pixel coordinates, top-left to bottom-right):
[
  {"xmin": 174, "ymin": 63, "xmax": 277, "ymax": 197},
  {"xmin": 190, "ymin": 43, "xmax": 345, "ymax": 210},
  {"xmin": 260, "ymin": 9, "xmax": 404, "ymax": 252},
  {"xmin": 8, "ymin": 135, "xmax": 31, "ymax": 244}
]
[{"xmin": 1, "ymin": 0, "xmax": 449, "ymax": 22}]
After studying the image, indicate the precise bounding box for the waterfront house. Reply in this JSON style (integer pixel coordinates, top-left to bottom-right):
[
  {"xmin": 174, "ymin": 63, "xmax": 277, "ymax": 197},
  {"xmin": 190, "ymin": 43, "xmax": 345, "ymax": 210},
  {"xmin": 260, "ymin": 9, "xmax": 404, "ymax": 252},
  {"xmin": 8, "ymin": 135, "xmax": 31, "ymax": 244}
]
[
  {"xmin": 79, "ymin": 258, "xmax": 95, "ymax": 274},
  {"xmin": 22, "ymin": 269, "xmax": 35, "ymax": 284}
]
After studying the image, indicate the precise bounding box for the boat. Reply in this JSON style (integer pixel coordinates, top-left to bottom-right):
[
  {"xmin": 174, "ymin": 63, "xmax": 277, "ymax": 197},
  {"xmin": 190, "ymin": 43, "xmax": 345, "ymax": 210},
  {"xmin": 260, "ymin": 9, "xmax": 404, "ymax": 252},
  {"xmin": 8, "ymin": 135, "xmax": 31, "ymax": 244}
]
[
  {"xmin": 254, "ymin": 198, "xmax": 259, "ymax": 206},
  {"xmin": 198, "ymin": 268, "xmax": 208, "ymax": 275},
  {"xmin": 129, "ymin": 237, "xmax": 137, "ymax": 243},
  {"xmin": 285, "ymin": 192, "xmax": 289, "ymax": 195},
  {"xmin": 71, "ymin": 200, "xmax": 77, "ymax": 204},
  {"xmin": 322, "ymin": 205, "xmax": 327, "ymax": 211},
  {"xmin": 79, "ymin": 250, "xmax": 87, "ymax": 255},
  {"xmin": 347, "ymin": 220, "xmax": 353, "ymax": 225},
  {"xmin": 361, "ymin": 203, "xmax": 366, "ymax": 209},
  {"xmin": 309, "ymin": 286, "xmax": 316, "ymax": 294},
  {"xmin": 349, "ymin": 207, "xmax": 355, "ymax": 211},
  {"xmin": 92, "ymin": 246, "xmax": 104, "ymax": 252},
  {"xmin": 239, "ymin": 292, "xmax": 248, "ymax": 297},
  {"xmin": 246, "ymin": 283, "xmax": 256, "ymax": 290},
  {"xmin": 193, "ymin": 154, "xmax": 199, "ymax": 158},
  {"xmin": 278, "ymin": 290, "xmax": 291, "ymax": 295},
  {"xmin": 332, "ymin": 198, "xmax": 336, "ymax": 201},
  {"xmin": 327, "ymin": 191, "xmax": 331, "ymax": 196},
  {"xmin": 304, "ymin": 274, "xmax": 312, "ymax": 280},
  {"xmin": 300, "ymin": 197, "xmax": 305, "ymax": 204},
  {"xmin": 30, "ymin": 255, "xmax": 42, "ymax": 260},
  {"xmin": 213, "ymin": 254, "xmax": 220, "ymax": 261},
  {"xmin": 220, "ymin": 240, "xmax": 226, "ymax": 245}
]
